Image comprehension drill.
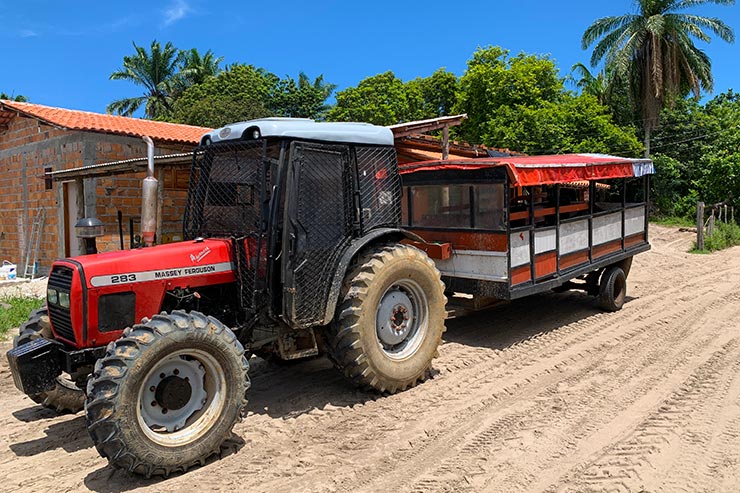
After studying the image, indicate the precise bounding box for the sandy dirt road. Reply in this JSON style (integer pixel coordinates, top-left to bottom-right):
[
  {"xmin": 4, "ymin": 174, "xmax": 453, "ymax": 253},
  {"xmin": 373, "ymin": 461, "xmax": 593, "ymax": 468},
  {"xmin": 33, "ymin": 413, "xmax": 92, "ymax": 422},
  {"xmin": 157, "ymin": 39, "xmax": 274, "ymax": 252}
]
[{"xmin": 1, "ymin": 225, "xmax": 739, "ymax": 493}]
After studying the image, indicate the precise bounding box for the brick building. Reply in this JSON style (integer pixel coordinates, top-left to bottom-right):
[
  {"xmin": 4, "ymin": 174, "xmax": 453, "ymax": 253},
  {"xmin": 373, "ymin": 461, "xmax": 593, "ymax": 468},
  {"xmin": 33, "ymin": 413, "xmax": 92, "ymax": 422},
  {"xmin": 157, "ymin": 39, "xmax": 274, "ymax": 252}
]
[{"xmin": 0, "ymin": 100, "xmax": 209, "ymax": 276}]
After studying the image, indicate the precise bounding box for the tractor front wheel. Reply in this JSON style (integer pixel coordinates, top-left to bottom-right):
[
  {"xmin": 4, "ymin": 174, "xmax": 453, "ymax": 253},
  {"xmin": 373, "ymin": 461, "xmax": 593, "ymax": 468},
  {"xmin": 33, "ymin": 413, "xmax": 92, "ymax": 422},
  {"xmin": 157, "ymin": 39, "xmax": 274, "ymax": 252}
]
[
  {"xmin": 85, "ymin": 311, "xmax": 249, "ymax": 477},
  {"xmin": 13, "ymin": 307, "xmax": 85, "ymax": 413}
]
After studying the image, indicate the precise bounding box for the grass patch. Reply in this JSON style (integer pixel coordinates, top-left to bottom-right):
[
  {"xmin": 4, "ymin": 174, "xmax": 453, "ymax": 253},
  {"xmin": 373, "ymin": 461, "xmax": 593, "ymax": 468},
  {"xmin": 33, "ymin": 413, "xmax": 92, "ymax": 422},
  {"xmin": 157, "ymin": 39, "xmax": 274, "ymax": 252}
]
[
  {"xmin": 650, "ymin": 215, "xmax": 695, "ymax": 228},
  {"xmin": 0, "ymin": 297, "xmax": 44, "ymax": 339},
  {"xmin": 693, "ymin": 221, "xmax": 740, "ymax": 253}
]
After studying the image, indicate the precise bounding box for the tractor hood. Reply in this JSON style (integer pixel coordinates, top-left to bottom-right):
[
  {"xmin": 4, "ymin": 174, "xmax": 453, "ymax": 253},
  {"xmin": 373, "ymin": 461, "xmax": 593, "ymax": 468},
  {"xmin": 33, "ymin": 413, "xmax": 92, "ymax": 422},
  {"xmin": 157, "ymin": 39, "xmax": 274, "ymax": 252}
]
[{"xmin": 69, "ymin": 238, "xmax": 236, "ymax": 290}]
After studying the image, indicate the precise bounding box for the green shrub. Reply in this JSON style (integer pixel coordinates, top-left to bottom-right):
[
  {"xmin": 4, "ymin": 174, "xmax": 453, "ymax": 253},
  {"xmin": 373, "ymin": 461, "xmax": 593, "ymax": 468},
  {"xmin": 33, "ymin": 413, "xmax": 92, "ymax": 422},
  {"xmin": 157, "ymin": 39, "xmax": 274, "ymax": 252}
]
[
  {"xmin": 0, "ymin": 297, "xmax": 45, "ymax": 339},
  {"xmin": 697, "ymin": 221, "xmax": 740, "ymax": 252}
]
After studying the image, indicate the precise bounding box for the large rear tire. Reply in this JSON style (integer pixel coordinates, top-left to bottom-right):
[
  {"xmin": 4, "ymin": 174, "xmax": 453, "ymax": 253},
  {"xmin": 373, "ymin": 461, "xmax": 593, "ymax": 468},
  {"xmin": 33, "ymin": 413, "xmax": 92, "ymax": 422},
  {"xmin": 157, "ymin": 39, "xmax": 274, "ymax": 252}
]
[
  {"xmin": 328, "ymin": 244, "xmax": 446, "ymax": 393},
  {"xmin": 13, "ymin": 307, "xmax": 85, "ymax": 413},
  {"xmin": 85, "ymin": 311, "xmax": 249, "ymax": 477}
]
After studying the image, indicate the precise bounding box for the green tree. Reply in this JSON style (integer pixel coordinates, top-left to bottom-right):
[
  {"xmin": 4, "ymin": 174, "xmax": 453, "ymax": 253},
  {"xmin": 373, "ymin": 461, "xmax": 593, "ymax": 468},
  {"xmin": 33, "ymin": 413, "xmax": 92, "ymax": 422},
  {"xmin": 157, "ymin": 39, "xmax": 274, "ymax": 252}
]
[
  {"xmin": 328, "ymin": 71, "xmax": 413, "ymax": 125},
  {"xmin": 272, "ymin": 73, "xmax": 336, "ymax": 119},
  {"xmin": 406, "ymin": 68, "xmax": 459, "ymax": 120},
  {"xmin": 582, "ymin": 0, "xmax": 735, "ymax": 155},
  {"xmin": 107, "ymin": 40, "xmax": 183, "ymax": 118},
  {"xmin": 483, "ymin": 93, "xmax": 643, "ymax": 156},
  {"xmin": 171, "ymin": 64, "xmax": 278, "ymax": 128},
  {"xmin": 0, "ymin": 92, "xmax": 28, "ymax": 102},
  {"xmin": 454, "ymin": 46, "xmax": 564, "ymax": 144}
]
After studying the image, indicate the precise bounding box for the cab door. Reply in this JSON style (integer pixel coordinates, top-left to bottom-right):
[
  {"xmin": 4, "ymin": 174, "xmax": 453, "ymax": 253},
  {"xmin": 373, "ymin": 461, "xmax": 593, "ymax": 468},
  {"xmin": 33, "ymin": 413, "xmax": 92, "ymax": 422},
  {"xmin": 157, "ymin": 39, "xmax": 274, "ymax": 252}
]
[{"xmin": 282, "ymin": 142, "xmax": 353, "ymax": 328}]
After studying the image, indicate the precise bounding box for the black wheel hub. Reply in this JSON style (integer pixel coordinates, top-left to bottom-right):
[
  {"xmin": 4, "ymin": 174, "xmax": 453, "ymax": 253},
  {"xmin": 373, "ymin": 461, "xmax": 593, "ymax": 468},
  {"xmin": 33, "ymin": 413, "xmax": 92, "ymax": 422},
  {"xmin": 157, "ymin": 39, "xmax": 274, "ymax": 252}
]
[{"xmin": 154, "ymin": 375, "xmax": 192, "ymax": 411}]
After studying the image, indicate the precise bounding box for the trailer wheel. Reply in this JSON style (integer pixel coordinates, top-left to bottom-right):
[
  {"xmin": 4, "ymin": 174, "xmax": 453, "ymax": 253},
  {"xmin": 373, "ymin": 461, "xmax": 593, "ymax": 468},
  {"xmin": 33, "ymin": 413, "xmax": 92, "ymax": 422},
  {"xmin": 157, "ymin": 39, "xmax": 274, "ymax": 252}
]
[
  {"xmin": 598, "ymin": 266, "xmax": 626, "ymax": 312},
  {"xmin": 13, "ymin": 307, "xmax": 85, "ymax": 413},
  {"xmin": 85, "ymin": 311, "xmax": 249, "ymax": 477},
  {"xmin": 328, "ymin": 244, "xmax": 446, "ymax": 393}
]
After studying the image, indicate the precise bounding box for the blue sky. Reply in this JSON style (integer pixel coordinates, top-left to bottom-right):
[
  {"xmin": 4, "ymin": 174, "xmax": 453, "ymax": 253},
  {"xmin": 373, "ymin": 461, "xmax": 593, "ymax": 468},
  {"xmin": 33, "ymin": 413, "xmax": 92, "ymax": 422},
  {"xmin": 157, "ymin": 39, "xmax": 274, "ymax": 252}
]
[{"xmin": 3, "ymin": 0, "xmax": 738, "ymax": 114}]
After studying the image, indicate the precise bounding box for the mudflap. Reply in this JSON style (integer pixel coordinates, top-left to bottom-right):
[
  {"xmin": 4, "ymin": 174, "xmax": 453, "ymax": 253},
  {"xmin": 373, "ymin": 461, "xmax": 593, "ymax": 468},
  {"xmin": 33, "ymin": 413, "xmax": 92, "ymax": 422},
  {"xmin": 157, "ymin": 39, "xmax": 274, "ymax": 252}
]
[{"xmin": 6, "ymin": 338, "xmax": 63, "ymax": 395}]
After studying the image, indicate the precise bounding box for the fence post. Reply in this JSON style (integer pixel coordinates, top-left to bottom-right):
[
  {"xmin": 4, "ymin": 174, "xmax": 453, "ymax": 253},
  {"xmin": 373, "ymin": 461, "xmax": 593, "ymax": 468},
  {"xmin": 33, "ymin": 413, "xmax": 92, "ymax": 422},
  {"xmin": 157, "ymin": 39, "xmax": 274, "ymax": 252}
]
[
  {"xmin": 724, "ymin": 205, "xmax": 728, "ymax": 224},
  {"xmin": 697, "ymin": 201, "xmax": 705, "ymax": 250},
  {"xmin": 708, "ymin": 210, "xmax": 715, "ymax": 237}
]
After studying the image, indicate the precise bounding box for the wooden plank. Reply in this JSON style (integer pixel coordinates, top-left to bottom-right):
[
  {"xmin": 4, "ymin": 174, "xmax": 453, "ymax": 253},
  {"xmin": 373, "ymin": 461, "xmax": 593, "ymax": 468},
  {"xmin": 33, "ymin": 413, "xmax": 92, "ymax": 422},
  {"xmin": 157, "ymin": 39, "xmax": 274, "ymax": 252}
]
[
  {"xmin": 511, "ymin": 264, "xmax": 531, "ymax": 285},
  {"xmin": 408, "ymin": 229, "xmax": 507, "ymax": 252},
  {"xmin": 559, "ymin": 249, "xmax": 589, "ymax": 270},
  {"xmin": 592, "ymin": 239, "xmax": 622, "ymax": 259},
  {"xmin": 535, "ymin": 251, "xmax": 557, "ymax": 278}
]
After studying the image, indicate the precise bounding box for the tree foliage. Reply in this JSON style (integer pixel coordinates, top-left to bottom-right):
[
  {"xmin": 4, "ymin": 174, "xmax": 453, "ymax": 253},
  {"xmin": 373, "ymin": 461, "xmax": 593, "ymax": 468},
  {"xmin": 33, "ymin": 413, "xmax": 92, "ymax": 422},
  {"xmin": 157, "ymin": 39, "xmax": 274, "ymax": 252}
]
[
  {"xmin": 651, "ymin": 90, "xmax": 740, "ymax": 216},
  {"xmin": 582, "ymin": 0, "xmax": 736, "ymax": 154},
  {"xmin": 171, "ymin": 64, "xmax": 276, "ymax": 127},
  {"xmin": 171, "ymin": 65, "xmax": 336, "ymax": 127},
  {"xmin": 452, "ymin": 46, "xmax": 642, "ymax": 155},
  {"xmin": 0, "ymin": 92, "xmax": 28, "ymax": 102},
  {"xmin": 107, "ymin": 40, "xmax": 184, "ymax": 119}
]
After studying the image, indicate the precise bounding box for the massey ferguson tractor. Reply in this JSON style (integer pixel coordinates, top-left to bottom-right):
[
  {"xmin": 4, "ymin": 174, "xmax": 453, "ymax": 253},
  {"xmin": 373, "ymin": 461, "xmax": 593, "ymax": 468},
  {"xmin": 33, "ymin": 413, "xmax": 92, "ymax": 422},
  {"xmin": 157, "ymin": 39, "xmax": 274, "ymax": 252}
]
[{"xmin": 7, "ymin": 119, "xmax": 448, "ymax": 476}]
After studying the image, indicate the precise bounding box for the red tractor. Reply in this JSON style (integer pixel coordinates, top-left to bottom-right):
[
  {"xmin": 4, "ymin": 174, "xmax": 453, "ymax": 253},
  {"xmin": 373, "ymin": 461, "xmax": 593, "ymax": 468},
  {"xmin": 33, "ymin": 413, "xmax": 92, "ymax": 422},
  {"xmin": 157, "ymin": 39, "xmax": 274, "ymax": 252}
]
[{"xmin": 7, "ymin": 119, "xmax": 447, "ymax": 476}]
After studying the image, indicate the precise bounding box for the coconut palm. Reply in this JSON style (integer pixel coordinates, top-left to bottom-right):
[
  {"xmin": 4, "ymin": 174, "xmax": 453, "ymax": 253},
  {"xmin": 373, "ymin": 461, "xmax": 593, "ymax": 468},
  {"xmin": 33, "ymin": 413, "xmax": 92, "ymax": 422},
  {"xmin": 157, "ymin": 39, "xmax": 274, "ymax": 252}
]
[
  {"xmin": 107, "ymin": 40, "xmax": 183, "ymax": 119},
  {"xmin": 179, "ymin": 48, "xmax": 224, "ymax": 87},
  {"xmin": 582, "ymin": 0, "xmax": 735, "ymax": 155},
  {"xmin": 569, "ymin": 63, "xmax": 611, "ymax": 105}
]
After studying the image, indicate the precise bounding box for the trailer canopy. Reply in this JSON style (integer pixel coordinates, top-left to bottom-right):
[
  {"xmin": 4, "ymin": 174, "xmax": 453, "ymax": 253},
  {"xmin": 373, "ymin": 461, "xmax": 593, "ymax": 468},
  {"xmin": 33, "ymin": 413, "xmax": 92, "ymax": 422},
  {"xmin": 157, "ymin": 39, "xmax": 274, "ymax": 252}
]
[{"xmin": 399, "ymin": 153, "xmax": 654, "ymax": 186}]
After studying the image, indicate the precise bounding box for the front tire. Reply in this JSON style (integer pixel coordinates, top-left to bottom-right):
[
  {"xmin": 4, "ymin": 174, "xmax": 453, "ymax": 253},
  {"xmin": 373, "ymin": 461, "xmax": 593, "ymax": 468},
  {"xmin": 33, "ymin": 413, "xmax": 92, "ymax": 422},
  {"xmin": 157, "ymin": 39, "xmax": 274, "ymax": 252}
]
[
  {"xmin": 13, "ymin": 307, "xmax": 85, "ymax": 413},
  {"xmin": 85, "ymin": 311, "xmax": 249, "ymax": 477},
  {"xmin": 328, "ymin": 244, "xmax": 447, "ymax": 393}
]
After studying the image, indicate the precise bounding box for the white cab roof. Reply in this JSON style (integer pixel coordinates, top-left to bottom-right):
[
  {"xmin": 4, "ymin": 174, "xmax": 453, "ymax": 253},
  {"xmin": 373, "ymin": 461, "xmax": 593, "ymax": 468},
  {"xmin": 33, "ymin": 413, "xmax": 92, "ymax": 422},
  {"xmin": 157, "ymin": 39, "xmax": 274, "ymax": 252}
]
[{"xmin": 202, "ymin": 118, "xmax": 394, "ymax": 146}]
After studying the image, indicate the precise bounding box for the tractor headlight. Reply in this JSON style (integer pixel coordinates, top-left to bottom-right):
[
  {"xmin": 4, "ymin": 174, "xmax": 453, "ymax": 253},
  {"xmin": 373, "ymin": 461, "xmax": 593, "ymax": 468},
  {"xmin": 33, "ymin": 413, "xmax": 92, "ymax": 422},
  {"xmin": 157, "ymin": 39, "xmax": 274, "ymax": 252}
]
[
  {"xmin": 58, "ymin": 292, "xmax": 70, "ymax": 309},
  {"xmin": 47, "ymin": 288, "xmax": 58, "ymax": 305}
]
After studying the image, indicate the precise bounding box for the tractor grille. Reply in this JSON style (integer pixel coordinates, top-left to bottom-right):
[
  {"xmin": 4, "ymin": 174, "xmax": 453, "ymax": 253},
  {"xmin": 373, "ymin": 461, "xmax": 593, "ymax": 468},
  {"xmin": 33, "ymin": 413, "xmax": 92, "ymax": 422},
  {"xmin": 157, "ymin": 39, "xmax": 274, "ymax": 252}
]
[{"xmin": 48, "ymin": 265, "xmax": 76, "ymax": 343}]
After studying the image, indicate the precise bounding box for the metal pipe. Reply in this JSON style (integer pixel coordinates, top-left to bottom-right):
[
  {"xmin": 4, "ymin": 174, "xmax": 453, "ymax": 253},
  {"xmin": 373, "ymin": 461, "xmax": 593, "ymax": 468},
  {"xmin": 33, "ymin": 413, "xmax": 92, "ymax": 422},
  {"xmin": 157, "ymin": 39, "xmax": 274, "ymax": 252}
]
[{"xmin": 141, "ymin": 136, "xmax": 158, "ymax": 247}]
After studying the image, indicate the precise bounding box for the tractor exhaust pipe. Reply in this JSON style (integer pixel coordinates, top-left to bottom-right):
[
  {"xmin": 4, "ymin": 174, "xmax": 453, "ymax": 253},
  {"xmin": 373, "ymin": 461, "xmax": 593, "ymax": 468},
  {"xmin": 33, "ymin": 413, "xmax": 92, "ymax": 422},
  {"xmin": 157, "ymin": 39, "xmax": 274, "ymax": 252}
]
[{"xmin": 141, "ymin": 136, "xmax": 158, "ymax": 247}]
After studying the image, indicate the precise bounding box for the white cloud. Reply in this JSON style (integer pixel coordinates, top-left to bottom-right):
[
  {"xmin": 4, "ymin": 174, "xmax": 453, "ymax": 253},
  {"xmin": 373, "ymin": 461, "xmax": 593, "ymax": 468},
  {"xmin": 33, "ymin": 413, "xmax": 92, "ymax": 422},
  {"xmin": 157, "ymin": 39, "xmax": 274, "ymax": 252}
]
[
  {"xmin": 19, "ymin": 29, "xmax": 39, "ymax": 38},
  {"xmin": 163, "ymin": 0, "xmax": 193, "ymax": 26}
]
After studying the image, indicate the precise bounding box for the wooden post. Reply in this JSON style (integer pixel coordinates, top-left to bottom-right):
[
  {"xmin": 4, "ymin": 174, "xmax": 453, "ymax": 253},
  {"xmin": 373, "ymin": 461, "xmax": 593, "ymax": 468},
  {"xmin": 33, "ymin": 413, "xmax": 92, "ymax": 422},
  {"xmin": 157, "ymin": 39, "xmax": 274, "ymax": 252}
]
[
  {"xmin": 724, "ymin": 205, "xmax": 728, "ymax": 224},
  {"xmin": 697, "ymin": 201, "xmax": 704, "ymax": 250},
  {"xmin": 708, "ymin": 210, "xmax": 715, "ymax": 237},
  {"xmin": 442, "ymin": 125, "xmax": 450, "ymax": 161}
]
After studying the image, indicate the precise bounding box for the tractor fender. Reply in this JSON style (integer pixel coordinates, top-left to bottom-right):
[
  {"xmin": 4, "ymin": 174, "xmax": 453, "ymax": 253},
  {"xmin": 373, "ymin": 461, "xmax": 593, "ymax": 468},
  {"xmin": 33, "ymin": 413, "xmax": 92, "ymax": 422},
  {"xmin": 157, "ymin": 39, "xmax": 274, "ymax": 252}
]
[{"xmin": 320, "ymin": 228, "xmax": 425, "ymax": 326}]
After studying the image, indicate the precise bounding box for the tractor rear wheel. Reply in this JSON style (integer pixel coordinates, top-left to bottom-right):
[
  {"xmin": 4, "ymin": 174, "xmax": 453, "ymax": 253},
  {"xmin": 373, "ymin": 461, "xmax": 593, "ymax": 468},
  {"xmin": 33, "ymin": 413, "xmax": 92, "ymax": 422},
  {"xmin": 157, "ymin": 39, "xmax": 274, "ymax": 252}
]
[
  {"xmin": 13, "ymin": 307, "xmax": 85, "ymax": 413},
  {"xmin": 328, "ymin": 244, "xmax": 446, "ymax": 393},
  {"xmin": 85, "ymin": 311, "xmax": 249, "ymax": 477}
]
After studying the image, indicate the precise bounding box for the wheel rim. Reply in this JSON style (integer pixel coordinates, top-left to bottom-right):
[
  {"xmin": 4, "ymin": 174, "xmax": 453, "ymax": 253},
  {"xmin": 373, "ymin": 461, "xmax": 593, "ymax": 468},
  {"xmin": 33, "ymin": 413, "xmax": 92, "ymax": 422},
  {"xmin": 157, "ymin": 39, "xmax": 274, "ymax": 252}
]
[
  {"xmin": 376, "ymin": 279, "xmax": 429, "ymax": 360},
  {"xmin": 136, "ymin": 349, "xmax": 227, "ymax": 447}
]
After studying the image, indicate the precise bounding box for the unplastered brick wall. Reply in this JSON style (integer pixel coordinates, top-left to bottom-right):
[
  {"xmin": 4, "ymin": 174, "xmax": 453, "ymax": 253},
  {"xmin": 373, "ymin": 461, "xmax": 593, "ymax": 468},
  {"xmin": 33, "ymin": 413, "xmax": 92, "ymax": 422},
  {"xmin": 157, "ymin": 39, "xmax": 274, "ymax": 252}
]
[
  {"xmin": 0, "ymin": 116, "xmax": 69, "ymax": 275},
  {"xmin": 94, "ymin": 164, "xmax": 191, "ymax": 252},
  {"xmin": 0, "ymin": 114, "xmax": 197, "ymax": 275}
]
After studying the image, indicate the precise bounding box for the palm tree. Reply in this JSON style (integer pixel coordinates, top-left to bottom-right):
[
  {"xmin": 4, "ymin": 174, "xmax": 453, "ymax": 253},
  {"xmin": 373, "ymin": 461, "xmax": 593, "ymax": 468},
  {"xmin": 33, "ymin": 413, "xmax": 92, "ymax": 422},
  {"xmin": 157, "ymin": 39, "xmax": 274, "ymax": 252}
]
[
  {"xmin": 569, "ymin": 63, "xmax": 611, "ymax": 105},
  {"xmin": 582, "ymin": 0, "xmax": 735, "ymax": 155},
  {"xmin": 179, "ymin": 48, "xmax": 224, "ymax": 87},
  {"xmin": 107, "ymin": 40, "xmax": 183, "ymax": 119}
]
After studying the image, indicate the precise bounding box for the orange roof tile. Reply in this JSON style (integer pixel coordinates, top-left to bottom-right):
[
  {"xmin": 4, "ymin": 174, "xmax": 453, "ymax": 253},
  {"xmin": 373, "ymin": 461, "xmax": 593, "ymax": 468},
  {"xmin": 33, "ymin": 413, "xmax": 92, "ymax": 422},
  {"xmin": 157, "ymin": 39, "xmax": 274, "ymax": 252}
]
[{"xmin": 0, "ymin": 100, "xmax": 211, "ymax": 145}]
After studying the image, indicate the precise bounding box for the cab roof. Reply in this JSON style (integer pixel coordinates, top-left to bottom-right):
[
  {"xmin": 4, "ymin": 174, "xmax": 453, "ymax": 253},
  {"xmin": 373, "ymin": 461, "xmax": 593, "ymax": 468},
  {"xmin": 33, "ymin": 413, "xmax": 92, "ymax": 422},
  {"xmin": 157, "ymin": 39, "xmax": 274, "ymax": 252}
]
[{"xmin": 201, "ymin": 118, "xmax": 395, "ymax": 146}]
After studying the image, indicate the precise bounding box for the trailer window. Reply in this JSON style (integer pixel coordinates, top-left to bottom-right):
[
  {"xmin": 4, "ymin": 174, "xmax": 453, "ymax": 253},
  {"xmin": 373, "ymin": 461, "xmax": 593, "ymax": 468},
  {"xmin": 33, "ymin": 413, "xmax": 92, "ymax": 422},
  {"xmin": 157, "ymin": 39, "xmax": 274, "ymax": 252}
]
[
  {"xmin": 594, "ymin": 179, "xmax": 624, "ymax": 212},
  {"xmin": 559, "ymin": 183, "xmax": 590, "ymax": 219},
  {"xmin": 625, "ymin": 177, "xmax": 646, "ymax": 205},
  {"xmin": 473, "ymin": 184, "xmax": 505, "ymax": 230},
  {"xmin": 412, "ymin": 185, "xmax": 471, "ymax": 228}
]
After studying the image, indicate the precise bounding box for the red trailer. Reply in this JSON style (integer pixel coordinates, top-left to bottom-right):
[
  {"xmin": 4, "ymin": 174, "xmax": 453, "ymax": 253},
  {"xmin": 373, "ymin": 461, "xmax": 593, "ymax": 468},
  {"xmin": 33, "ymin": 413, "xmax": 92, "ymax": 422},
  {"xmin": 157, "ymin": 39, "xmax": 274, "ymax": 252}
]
[{"xmin": 399, "ymin": 153, "xmax": 654, "ymax": 310}]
